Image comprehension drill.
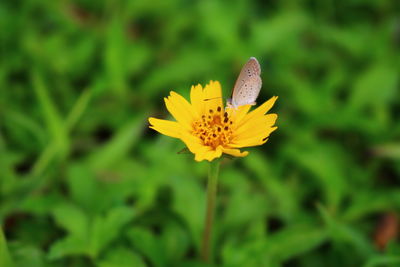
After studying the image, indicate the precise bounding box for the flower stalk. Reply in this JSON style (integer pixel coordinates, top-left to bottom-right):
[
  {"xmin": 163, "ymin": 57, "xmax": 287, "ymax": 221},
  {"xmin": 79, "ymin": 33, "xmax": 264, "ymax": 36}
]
[{"xmin": 201, "ymin": 159, "xmax": 220, "ymax": 262}]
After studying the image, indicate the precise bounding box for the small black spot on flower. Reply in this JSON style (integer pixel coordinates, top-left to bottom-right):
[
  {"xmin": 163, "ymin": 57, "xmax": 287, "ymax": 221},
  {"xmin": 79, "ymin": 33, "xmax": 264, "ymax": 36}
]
[{"xmin": 217, "ymin": 106, "xmax": 221, "ymax": 112}]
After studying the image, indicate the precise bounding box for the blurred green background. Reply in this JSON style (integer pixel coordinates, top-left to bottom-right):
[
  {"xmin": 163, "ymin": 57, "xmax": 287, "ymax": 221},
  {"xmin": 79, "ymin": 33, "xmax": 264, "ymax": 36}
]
[{"xmin": 1, "ymin": 0, "xmax": 400, "ymax": 266}]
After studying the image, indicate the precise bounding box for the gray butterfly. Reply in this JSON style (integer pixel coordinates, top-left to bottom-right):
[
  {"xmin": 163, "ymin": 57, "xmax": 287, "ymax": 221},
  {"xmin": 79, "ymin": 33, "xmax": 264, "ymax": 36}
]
[{"xmin": 227, "ymin": 57, "xmax": 262, "ymax": 109}]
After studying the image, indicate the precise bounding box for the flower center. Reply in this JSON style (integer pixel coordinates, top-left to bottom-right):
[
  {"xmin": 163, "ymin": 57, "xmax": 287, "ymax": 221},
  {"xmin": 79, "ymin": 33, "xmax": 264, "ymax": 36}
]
[{"xmin": 192, "ymin": 106, "xmax": 233, "ymax": 148}]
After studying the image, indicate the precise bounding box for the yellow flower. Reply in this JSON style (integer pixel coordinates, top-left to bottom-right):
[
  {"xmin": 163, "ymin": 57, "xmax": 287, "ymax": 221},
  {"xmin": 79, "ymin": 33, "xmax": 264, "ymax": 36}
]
[{"xmin": 148, "ymin": 81, "xmax": 278, "ymax": 162}]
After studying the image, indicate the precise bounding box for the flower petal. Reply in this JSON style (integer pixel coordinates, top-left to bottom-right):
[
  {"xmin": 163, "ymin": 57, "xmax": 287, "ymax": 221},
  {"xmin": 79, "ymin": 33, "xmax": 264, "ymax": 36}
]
[
  {"xmin": 149, "ymin": 117, "xmax": 183, "ymax": 139},
  {"xmin": 232, "ymin": 105, "xmax": 252, "ymax": 125},
  {"xmin": 194, "ymin": 146, "xmax": 212, "ymax": 161},
  {"xmin": 149, "ymin": 117, "xmax": 204, "ymax": 154},
  {"xmin": 190, "ymin": 84, "xmax": 205, "ymax": 117},
  {"xmin": 225, "ymin": 104, "xmax": 252, "ymax": 129},
  {"xmin": 194, "ymin": 145, "xmax": 222, "ymax": 162},
  {"xmin": 180, "ymin": 133, "xmax": 204, "ymax": 152},
  {"xmin": 231, "ymin": 126, "xmax": 278, "ymax": 147},
  {"xmin": 222, "ymin": 147, "xmax": 248, "ymax": 157},
  {"xmin": 204, "ymin": 147, "xmax": 223, "ymax": 161},
  {"xmin": 203, "ymin": 81, "xmax": 223, "ymax": 113},
  {"xmin": 234, "ymin": 114, "xmax": 278, "ymax": 139},
  {"xmin": 239, "ymin": 96, "xmax": 278, "ymax": 126},
  {"xmin": 164, "ymin": 91, "xmax": 197, "ymax": 130}
]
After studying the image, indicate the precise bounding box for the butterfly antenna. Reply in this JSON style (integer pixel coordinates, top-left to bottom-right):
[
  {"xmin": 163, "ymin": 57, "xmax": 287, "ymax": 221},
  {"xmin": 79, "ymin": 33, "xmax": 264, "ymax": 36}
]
[{"xmin": 204, "ymin": 97, "xmax": 222, "ymax": 101}]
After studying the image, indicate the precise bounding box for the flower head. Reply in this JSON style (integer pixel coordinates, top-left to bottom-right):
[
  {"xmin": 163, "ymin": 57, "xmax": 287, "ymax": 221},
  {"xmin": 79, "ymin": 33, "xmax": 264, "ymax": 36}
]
[{"xmin": 149, "ymin": 81, "xmax": 278, "ymax": 162}]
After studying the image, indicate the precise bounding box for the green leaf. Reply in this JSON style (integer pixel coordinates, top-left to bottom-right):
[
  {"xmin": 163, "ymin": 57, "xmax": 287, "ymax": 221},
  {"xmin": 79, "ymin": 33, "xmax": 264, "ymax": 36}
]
[
  {"xmin": 48, "ymin": 235, "xmax": 89, "ymax": 260},
  {"xmin": 264, "ymin": 225, "xmax": 328, "ymax": 263},
  {"xmin": 127, "ymin": 227, "xmax": 166, "ymax": 267},
  {"xmin": 349, "ymin": 64, "xmax": 398, "ymax": 111},
  {"xmin": 0, "ymin": 228, "xmax": 14, "ymax": 267},
  {"xmin": 50, "ymin": 205, "xmax": 134, "ymax": 260},
  {"xmin": 221, "ymin": 168, "xmax": 269, "ymax": 231},
  {"xmin": 286, "ymin": 143, "xmax": 348, "ymax": 209},
  {"xmin": 32, "ymin": 71, "xmax": 69, "ymax": 157},
  {"xmin": 161, "ymin": 222, "xmax": 190, "ymax": 262},
  {"xmin": 372, "ymin": 143, "xmax": 400, "ymax": 159},
  {"xmin": 222, "ymin": 225, "xmax": 327, "ymax": 266},
  {"xmin": 177, "ymin": 147, "xmax": 190, "ymax": 154},
  {"xmin": 97, "ymin": 247, "xmax": 146, "ymax": 267},
  {"xmin": 66, "ymin": 164, "xmax": 99, "ymax": 212},
  {"xmin": 52, "ymin": 203, "xmax": 88, "ymax": 238},
  {"xmin": 171, "ymin": 174, "xmax": 205, "ymax": 251},
  {"xmin": 89, "ymin": 206, "xmax": 135, "ymax": 257},
  {"xmin": 242, "ymin": 151, "xmax": 297, "ymax": 220},
  {"xmin": 32, "ymin": 88, "xmax": 92, "ymax": 176},
  {"xmin": 104, "ymin": 18, "xmax": 129, "ymax": 95},
  {"xmin": 87, "ymin": 116, "xmax": 145, "ymax": 170},
  {"xmin": 9, "ymin": 243, "xmax": 48, "ymax": 267},
  {"xmin": 252, "ymin": 11, "xmax": 308, "ymax": 52},
  {"xmin": 363, "ymin": 255, "xmax": 400, "ymax": 267},
  {"xmin": 317, "ymin": 203, "xmax": 374, "ymax": 256},
  {"xmin": 342, "ymin": 190, "xmax": 400, "ymax": 222},
  {"xmin": 19, "ymin": 192, "xmax": 62, "ymax": 216}
]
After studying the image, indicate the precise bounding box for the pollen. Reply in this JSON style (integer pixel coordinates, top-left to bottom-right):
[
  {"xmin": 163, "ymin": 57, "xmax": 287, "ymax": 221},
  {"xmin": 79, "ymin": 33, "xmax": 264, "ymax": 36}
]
[{"xmin": 192, "ymin": 106, "xmax": 232, "ymax": 149}]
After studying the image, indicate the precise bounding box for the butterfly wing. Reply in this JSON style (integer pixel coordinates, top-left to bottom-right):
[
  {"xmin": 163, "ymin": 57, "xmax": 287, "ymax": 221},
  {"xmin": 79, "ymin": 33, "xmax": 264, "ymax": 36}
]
[
  {"xmin": 234, "ymin": 75, "xmax": 262, "ymax": 106},
  {"xmin": 230, "ymin": 57, "xmax": 262, "ymax": 107}
]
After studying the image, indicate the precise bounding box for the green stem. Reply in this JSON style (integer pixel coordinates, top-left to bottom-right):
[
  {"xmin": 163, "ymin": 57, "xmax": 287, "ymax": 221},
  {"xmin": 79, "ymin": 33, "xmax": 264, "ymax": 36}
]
[{"xmin": 201, "ymin": 160, "xmax": 220, "ymax": 263}]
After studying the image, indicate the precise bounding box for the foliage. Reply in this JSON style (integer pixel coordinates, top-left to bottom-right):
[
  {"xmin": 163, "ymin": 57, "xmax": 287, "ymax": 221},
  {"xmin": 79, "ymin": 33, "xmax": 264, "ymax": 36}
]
[{"xmin": 0, "ymin": 0, "xmax": 399, "ymax": 266}]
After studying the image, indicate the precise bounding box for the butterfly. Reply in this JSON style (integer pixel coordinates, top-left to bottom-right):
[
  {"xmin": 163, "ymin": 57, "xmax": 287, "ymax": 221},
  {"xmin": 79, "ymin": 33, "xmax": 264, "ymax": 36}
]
[{"xmin": 227, "ymin": 57, "xmax": 262, "ymax": 109}]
